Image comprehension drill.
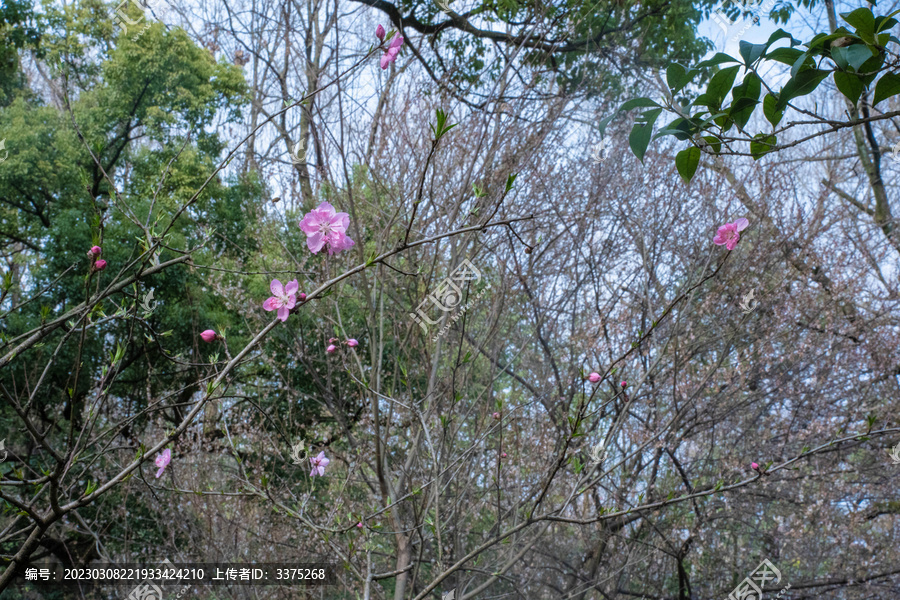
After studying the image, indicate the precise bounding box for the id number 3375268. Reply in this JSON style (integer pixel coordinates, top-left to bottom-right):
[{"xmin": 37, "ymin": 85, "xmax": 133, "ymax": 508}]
[{"xmin": 275, "ymin": 568, "xmax": 327, "ymax": 580}]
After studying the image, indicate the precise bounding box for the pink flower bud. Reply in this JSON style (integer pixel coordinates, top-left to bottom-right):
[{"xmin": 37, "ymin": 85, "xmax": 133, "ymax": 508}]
[
  {"xmin": 375, "ymin": 24, "xmax": 385, "ymax": 42},
  {"xmin": 90, "ymin": 246, "xmax": 102, "ymax": 256},
  {"xmin": 620, "ymin": 381, "xmax": 627, "ymax": 388},
  {"xmin": 298, "ymin": 293, "xmax": 307, "ymax": 301},
  {"xmin": 346, "ymin": 338, "xmax": 358, "ymax": 347},
  {"xmin": 356, "ymin": 522, "xmax": 363, "ymax": 528},
  {"xmin": 751, "ymin": 462, "xmax": 759, "ymax": 470},
  {"xmin": 500, "ymin": 452, "xmax": 507, "ymax": 459},
  {"xmin": 326, "ymin": 344, "xmax": 337, "ymax": 353},
  {"xmin": 588, "ymin": 372, "xmax": 601, "ymax": 383},
  {"xmin": 492, "ymin": 412, "xmax": 501, "ymax": 420},
  {"xmin": 200, "ymin": 329, "xmax": 218, "ymax": 343},
  {"xmin": 328, "ymin": 337, "xmax": 339, "ymax": 343},
  {"xmin": 93, "ymin": 259, "xmax": 107, "ymax": 271}
]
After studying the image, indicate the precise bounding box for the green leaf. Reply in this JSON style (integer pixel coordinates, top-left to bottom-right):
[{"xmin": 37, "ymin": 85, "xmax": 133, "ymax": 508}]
[
  {"xmin": 597, "ymin": 113, "xmax": 616, "ymax": 136},
  {"xmin": 831, "ymin": 44, "xmax": 875, "ymax": 72},
  {"xmin": 857, "ymin": 53, "xmax": 886, "ymax": 87},
  {"xmin": 840, "ymin": 7, "xmax": 876, "ymax": 43},
  {"xmin": 505, "ymin": 173, "xmax": 517, "ymax": 192},
  {"xmin": 765, "ymin": 28, "xmax": 802, "ymax": 48},
  {"xmin": 766, "ymin": 47, "xmax": 804, "ymax": 66},
  {"xmin": 696, "ymin": 52, "xmax": 739, "ymax": 69},
  {"xmin": 875, "ymin": 9, "xmax": 900, "ymax": 32},
  {"xmin": 730, "ymin": 73, "xmax": 761, "ymax": 131},
  {"xmin": 873, "ymin": 73, "xmax": 900, "ymax": 105},
  {"xmin": 833, "ymin": 70, "xmax": 864, "ymax": 105},
  {"xmin": 790, "ymin": 52, "xmax": 814, "ymax": 78},
  {"xmin": 704, "ymin": 65, "xmax": 741, "ymax": 110},
  {"xmin": 620, "ymin": 97, "xmax": 661, "ymax": 112},
  {"xmin": 666, "ymin": 63, "xmax": 690, "ymax": 94},
  {"xmin": 675, "ymin": 147, "xmax": 701, "ymax": 184},
  {"xmin": 776, "ymin": 69, "xmax": 830, "ymax": 111},
  {"xmin": 738, "ymin": 40, "xmax": 768, "ymax": 66},
  {"xmin": 807, "ymin": 30, "xmax": 856, "ymax": 52},
  {"xmin": 365, "ymin": 250, "xmax": 379, "ymax": 267},
  {"xmin": 729, "ymin": 98, "xmax": 758, "ymax": 132},
  {"xmin": 701, "ymin": 136, "xmax": 722, "ymax": 154},
  {"xmin": 654, "ymin": 117, "xmax": 699, "ymax": 141},
  {"xmin": 628, "ymin": 108, "xmax": 662, "ymax": 162},
  {"xmin": 750, "ymin": 133, "xmax": 777, "ymax": 160}
]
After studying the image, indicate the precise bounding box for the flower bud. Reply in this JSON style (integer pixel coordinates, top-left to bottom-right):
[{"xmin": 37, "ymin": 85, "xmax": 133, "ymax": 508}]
[
  {"xmin": 326, "ymin": 344, "xmax": 337, "ymax": 353},
  {"xmin": 90, "ymin": 246, "xmax": 102, "ymax": 256},
  {"xmin": 347, "ymin": 338, "xmax": 359, "ymax": 347},
  {"xmin": 492, "ymin": 412, "xmax": 501, "ymax": 420},
  {"xmin": 200, "ymin": 329, "xmax": 218, "ymax": 343},
  {"xmin": 298, "ymin": 293, "xmax": 307, "ymax": 301},
  {"xmin": 588, "ymin": 372, "xmax": 601, "ymax": 383},
  {"xmin": 93, "ymin": 259, "xmax": 107, "ymax": 271}
]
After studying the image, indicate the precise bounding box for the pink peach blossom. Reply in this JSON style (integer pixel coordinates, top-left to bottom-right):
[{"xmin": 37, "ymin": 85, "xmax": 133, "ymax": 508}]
[
  {"xmin": 326, "ymin": 344, "xmax": 337, "ymax": 353},
  {"xmin": 751, "ymin": 462, "xmax": 760, "ymax": 470},
  {"xmin": 588, "ymin": 372, "xmax": 601, "ymax": 383},
  {"xmin": 346, "ymin": 338, "xmax": 359, "ymax": 347},
  {"xmin": 298, "ymin": 202, "xmax": 355, "ymax": 255},
  {"xmin": 155, "ymin": 449, "xmax": 171, "ymax": 478},
  {"xmin": 328, "ymin": 231, "xmax": 356, "ymax": 254},
  {"xmin": 380, "ymin": 34, "xmax": 403, "ymax": 69},
  {"xmin": 713, "ymin": 218, "xmax": 749, "ymax": 251},
  {"xmin": 310, "ymin": 451, "xmax": 330, "ymax": 477},
  {"xmin": 93, "ymin": 259, "xmax": 107, "ymax": 271},
  {"xmin": 90, "ymin": 246, "xmax": 102, "ymax": 255},
  {"xmin": 375, "ymin": 24, "xmax": 385, "ymax": 42},
  {"xmin": 356, "ymin": 522, "xmax": 364, "ymax": 528},
  {"xmin": 263, "ymin": 279, "xmax": 299, "ymax": 322},
  {"xmin": 200, "ymin": 329, "xmax": 218, "ymax": 343}
]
